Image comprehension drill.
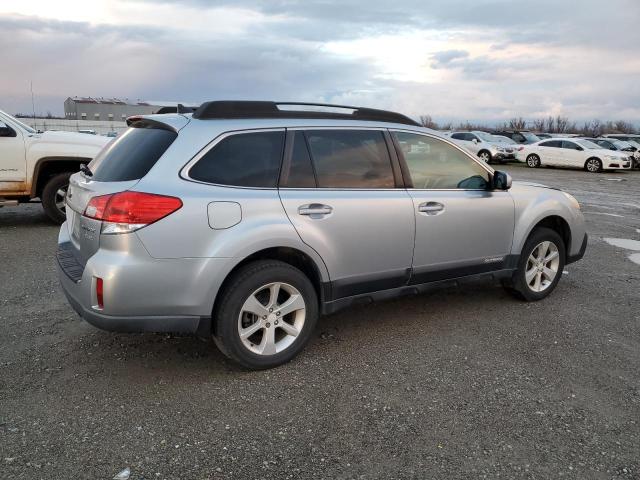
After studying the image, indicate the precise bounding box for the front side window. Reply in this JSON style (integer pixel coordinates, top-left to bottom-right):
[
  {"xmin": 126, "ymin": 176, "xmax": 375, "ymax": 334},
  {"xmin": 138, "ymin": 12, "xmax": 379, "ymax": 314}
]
[
  {"xmin": 189, "ymin": 131, "xmax": 284, "ymax": 187},
  {"xmin": 304, "ymin": 130, "xmax": 394, "ymax": 188},
  {"xmin": 393, "ymin": 132, "xmax": 489, "ymax": 190},
  {"xmin": 540, "ymin": 140, "xmax": 561, "ymax": 148}
]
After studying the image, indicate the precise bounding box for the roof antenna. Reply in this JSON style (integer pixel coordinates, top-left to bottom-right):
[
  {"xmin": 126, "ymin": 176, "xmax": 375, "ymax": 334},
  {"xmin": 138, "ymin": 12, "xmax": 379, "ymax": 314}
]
[{"xmin": 177, "ymin": 103, "xmax": 187, "ymax": 114}]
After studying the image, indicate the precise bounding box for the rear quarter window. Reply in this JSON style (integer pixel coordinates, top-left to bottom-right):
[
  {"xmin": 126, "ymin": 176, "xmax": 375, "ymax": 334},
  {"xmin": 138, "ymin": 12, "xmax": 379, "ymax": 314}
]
[
  {"xmin": 90, "ymin": 127, "xmax": 177, "ymax": 182},
  {"xmin": 188, "ymin": 131, "xmax": 285, "ymax": 188}
]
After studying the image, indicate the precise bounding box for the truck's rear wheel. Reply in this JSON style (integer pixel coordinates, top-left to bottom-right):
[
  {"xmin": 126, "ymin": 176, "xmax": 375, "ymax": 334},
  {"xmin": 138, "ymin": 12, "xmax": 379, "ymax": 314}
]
[{"xmin": 42, "ymin": 172, "xmax": 72, "ymax": 224}]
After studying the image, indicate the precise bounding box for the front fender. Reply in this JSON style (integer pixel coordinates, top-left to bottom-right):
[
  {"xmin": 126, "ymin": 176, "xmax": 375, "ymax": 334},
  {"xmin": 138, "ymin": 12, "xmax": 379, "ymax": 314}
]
[{"xmin": 510, "ymin": 185, "xmax": 586, "ymax": 257}]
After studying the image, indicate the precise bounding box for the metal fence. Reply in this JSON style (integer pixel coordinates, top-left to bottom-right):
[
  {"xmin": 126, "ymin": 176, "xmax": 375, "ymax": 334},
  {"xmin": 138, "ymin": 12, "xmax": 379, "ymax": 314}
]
[{"xmin": 20, "ymin": 118, "xmax": 128, "ymax": 136}]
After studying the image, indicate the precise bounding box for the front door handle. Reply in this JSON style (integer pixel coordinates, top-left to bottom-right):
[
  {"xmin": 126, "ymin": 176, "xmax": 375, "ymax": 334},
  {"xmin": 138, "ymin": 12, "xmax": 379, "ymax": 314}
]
[
  {"xmin": 418, "ymin": 201, "xmax": 445, "ymax": 215},
  {"xmin": 298, "ymin": 203, "xmax": 333, "ymax": 217}
]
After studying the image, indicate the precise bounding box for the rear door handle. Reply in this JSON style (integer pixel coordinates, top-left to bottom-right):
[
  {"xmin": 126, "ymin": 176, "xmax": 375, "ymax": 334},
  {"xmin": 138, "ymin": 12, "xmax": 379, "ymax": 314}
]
[
  {"xmin": 418, "ymin": 201, "xmax": 445, "ymax": 215},
  {"xmin": 298, "ymin": 203, "xmax": 333, "ymax": 216}
]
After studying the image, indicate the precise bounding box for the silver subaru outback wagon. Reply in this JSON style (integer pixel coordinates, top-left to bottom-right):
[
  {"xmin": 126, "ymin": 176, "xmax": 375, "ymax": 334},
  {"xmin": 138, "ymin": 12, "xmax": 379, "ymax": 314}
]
[{"xmin": 57, "ymin": 101, "xmax": 587, "ymax": 369}]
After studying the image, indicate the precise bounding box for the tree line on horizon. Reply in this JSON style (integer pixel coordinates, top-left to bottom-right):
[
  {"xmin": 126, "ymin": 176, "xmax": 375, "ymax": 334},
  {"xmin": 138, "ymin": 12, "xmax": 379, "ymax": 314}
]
[{"xmin": 419, "ymin": 115, "xmax": 639, "ymax": 136}]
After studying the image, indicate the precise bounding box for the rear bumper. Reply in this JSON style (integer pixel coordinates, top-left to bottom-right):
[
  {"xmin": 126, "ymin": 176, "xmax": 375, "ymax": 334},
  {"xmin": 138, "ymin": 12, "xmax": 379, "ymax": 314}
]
[
  {"xmin": 56, "ymin": 221, "xmax": 225, "ymax": 334},
  {"xmin": 57, "ymin": 267, "xmax": 208, "ymax": 333},
  {"xmin": 566, "ymin": 233, "xmax": 588, "ymax": 264}
]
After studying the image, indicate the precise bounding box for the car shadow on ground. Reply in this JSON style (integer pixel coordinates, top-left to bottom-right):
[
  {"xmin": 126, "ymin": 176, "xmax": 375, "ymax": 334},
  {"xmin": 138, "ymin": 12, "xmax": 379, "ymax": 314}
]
[
  {"xmin": 0, "ymin": 204, "xmax": 55, "ymax": 228},
  {"xmin": 60, "ymin": 282, "xmax": 514, "ymax": 380}
]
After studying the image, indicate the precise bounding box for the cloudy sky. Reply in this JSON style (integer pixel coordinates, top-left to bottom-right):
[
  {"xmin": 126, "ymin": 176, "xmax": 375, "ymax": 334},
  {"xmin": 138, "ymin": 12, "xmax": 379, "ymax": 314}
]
[{"xmin": 1, "ymin": 0, "xmax": 639, "ymax": 124}]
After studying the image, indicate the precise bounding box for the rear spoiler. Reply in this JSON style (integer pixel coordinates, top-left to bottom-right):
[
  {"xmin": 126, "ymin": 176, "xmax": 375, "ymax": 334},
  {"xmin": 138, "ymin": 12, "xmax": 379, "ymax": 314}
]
[{"xmin": 125, "ymin": 116, "xmax": 177, "ymax": 132}]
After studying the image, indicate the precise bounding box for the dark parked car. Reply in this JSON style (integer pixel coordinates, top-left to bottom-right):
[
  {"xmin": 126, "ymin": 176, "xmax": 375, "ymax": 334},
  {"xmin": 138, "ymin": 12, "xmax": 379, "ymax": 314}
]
[{"xmin": 492, "ymin": 130, "xmax": 541, "ymax": 144}]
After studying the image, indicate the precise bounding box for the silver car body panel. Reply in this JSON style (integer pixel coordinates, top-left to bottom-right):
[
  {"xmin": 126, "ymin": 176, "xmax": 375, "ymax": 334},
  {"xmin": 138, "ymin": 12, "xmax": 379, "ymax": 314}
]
[{"xmin": 56, "ymin": 113, "xmax": 587, "ymax": 332}]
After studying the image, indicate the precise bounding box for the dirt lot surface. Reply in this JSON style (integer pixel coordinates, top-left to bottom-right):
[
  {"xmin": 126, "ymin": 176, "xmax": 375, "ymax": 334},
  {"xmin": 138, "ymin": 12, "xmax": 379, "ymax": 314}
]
[{"xmin": 1, "ymin": 165, "xmax": 639, "ymax": 479}]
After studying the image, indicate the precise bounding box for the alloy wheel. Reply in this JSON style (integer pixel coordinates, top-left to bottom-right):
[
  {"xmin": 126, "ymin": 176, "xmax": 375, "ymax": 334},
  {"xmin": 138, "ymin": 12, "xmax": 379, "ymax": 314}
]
[
  {"xmin": 237, "ymin": 282, "xmax": 306, "ymax": 355},
  {"xmin": 479, "ymin": 152, "xmax": 490, "ymax": 162},
  {"xmin": 55, "ymin": 184, "xmax": 68, "ymax": 215},
  {"xmin": 525, "ymin": 241, "xmax": 560, "ymax": 292},
  {"xmin": 586, "ymin": 158, "xmax": 601, "ymax": 172}
]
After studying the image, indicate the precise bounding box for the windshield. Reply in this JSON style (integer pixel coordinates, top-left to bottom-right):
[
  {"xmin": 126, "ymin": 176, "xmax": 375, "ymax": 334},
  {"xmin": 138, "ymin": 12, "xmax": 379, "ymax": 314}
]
[
  {"xmin": 0, "ymin": 111, "xmax": 37, "ymax": 134},
  {"xmin": 613, "ymin": 140, "xmax": 634, "ymax": 149},
  {"xmin": 521, "ymin": 132, "xmax": 541, "ymax": 143},
  {"xmin": 575, "ymin": 139, "xmax": 602, "ymax": 149},
  {"xmin": 474, "ymin": 132, "xmax": 496, "ymax": 142}
]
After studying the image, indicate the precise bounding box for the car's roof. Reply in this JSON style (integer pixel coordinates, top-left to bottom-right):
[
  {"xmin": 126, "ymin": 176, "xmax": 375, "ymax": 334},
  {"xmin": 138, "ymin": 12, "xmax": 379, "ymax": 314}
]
[{"xmin": 144, "ymin": 113, "xmax": 440, "ymax": 135}]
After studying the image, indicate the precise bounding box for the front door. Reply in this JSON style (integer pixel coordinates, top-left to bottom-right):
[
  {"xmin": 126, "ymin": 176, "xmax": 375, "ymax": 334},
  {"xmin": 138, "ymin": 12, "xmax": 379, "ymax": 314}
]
[
  {"xmin": 0, "ymin": 121, "xmax": 27, "ymax": 192},
  {"xmin": 279, "ymin": 129, "xmax": 415, "ymax": 299},
  {"xmin": 391, "ymin": 131, "xmax": 515, "ymax": 283}
]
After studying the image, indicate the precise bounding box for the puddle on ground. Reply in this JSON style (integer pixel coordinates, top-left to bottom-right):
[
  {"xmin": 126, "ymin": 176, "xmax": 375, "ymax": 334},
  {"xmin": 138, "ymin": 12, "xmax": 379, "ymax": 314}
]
[
  {"xmin": 603, "ymin": 238, "xmax": 640, "ymax": 251},
  {"xmin": 603, "ymin": 237, "xmax": 640, "ymax": 266}
]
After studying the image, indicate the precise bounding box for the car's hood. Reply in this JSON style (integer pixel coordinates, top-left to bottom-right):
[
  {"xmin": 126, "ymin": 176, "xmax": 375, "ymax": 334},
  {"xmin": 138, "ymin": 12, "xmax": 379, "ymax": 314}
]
[{"xmin": 33, "ymin": 130, "xmax": 111, "ymax": 148}]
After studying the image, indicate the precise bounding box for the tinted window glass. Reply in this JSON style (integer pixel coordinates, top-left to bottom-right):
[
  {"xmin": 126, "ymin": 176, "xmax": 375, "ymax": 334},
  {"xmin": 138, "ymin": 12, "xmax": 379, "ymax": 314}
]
[
  {"xmin": 90, "ymin": 127, "xmax": 177, "ymax": 182},
  {"xmin": 394, "ymin": 132, "xmax": 489, "ymax": 189},
  {"xmin": 562, "ymin": 141, "xmax": 581, "ymax": 150},
  {"xmin": 451, "ymin": 133, "xmax": 465, "ymax": 140},
  {"xmin": 189, "ymin": 131, "xmax": 284, "ymax": 187},
  {"xmin": 540, "ymin": 140, "xmax": 561, "ymax": 148},
  {"xmin": 285, "ymin": 131, "xmax": 316, "ymax": 188},
  {"xmin": 305, "ymin": 130, "xmax": 394, "ymax": 188}
]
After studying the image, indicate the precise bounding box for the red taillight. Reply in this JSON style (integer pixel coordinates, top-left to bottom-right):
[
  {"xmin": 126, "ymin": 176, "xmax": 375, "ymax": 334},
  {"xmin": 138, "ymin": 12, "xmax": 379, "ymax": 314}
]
[
  {"xmin": 96, "ymin": 277, "xmax": 104, "ymax": 309},
  {"xmin": 83, "ymin": 192, "xmax": 182, "ymax": 226}
]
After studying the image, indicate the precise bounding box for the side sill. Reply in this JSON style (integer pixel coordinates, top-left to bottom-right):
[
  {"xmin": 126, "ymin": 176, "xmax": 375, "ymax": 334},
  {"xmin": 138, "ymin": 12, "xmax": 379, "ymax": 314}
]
[{"xmin": 321, "ymin": 268, "xmax": 515, "ymax": 315}]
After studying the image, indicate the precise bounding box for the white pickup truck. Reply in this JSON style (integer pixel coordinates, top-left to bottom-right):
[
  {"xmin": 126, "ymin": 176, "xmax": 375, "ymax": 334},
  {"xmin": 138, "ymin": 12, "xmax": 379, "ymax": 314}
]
[{"xmin": 0, "ymin": 109, "xmax": 109, "ymax": 223}]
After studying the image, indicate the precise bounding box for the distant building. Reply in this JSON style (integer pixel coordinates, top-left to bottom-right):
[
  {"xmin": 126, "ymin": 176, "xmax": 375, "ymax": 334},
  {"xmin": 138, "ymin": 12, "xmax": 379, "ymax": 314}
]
[{"xmin": 63, "ymin": 97, "xmax": 196, "ymax": 121}]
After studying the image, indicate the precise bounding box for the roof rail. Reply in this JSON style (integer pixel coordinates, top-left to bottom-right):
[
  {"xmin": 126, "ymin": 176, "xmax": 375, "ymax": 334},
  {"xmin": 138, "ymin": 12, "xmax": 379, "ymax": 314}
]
[{"xmin": 191, "ymin": 101, "xmax": 420, "ymax": 127}]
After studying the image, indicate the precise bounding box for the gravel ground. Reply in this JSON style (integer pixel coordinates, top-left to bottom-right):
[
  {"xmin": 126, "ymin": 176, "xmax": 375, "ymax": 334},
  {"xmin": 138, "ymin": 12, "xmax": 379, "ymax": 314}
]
[{"xmin": 1, "ymin": 164, "xmax": 639, "ymax": 479}]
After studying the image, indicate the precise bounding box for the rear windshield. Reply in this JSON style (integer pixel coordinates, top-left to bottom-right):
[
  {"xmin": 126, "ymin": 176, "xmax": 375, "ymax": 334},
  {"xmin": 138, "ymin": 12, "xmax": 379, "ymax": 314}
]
[{"xmin": 89, "ymin": 126, "xmax": 177, "ymax": 182}]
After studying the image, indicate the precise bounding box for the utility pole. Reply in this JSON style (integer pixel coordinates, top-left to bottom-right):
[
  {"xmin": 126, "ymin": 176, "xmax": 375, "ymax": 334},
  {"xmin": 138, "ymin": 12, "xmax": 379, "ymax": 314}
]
[{"xmin": 30, "ymin": 80, "xmax": 36, "ymax": 125}]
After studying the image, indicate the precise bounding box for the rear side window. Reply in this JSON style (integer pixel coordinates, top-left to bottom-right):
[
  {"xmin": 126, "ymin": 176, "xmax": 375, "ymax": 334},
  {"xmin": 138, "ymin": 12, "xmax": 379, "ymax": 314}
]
[
  {"xmin": 285, "ymin": 131, "xmax": 317, "ymax": 188},
  {"xmin": 90, "ymin": 127, "xmax": 177, "ymax": 182},
  {"xmin": 305, "ymin": 130, "xmax": 394, "ymax": 188},
  {"xmin": 540, "ymin": 140, "xmax": 561, "ymax": 148},
  {"xmin": 189, "ymin": 131, "xmax": 284, "ymax": 187},
  {"xmin": 562, "ymin": 141, "xmax": 581, "ymax": 150}
]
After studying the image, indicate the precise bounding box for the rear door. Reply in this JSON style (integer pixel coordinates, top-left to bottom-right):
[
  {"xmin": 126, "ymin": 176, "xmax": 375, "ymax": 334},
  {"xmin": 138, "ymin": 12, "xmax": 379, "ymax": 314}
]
[{"xmin": 278, "ymin": 129, "xmax": 415, "ymax": 299}]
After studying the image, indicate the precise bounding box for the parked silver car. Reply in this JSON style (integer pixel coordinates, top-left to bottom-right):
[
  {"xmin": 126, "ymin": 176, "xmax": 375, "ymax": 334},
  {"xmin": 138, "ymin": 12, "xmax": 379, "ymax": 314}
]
[{"xmin": 57, "ymin": 101, "xmax": 587, "ymax": 369}]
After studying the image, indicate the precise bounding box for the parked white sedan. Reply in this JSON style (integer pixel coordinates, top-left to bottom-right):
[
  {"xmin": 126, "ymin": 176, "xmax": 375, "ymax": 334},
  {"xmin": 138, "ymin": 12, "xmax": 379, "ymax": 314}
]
[{"xmin": 523, "ymin": 138, "xmax": 633, "ymax": 172}]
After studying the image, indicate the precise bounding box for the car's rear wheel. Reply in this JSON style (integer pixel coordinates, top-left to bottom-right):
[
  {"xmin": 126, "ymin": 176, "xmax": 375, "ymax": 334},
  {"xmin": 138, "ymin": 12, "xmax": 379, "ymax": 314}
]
[
  {"xmin": 478, "ymin": 150, "xmax": 492, "ymax": 163},
  {"xmin": 585, "ymin": 157, "xmax": 603, "ymax": 173},
  {"xmin": 503, "ymin": 227, "xmax": 565, "ymax": 301},
  {"xmin": 526, "ymin": 154, "xmax": 541, "ymax": 168},
  {"xmin": 213, "ymin": 260, "xmax": 318, "ymax": 369},
  {"xmin": 41, "ymin": 172, "xmax": 72, "ymax": 224}
]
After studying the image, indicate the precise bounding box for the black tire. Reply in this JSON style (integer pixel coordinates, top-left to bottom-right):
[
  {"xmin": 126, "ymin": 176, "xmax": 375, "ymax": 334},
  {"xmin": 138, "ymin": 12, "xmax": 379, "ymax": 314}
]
[
  {"xmin": 41, "ymin": 172, "xmax": 72, "ymax": 224},
  {"xmin": 503, "ymin": 227, "xmax": 565, "ymax": 302},
  {"xmin": 526, "ymin": 154, "xmax": 541, "ymax": 168},
  {"xmin": 584, "ymin": 157, "xmax": 603, "ymax": 173},
  {"xmin": 213, "ymin": 260, "xmax": 318, "ymax": 370},
  {"xmin": 478, "ymin": 150, "xmax": 492, "ymax": 164}
]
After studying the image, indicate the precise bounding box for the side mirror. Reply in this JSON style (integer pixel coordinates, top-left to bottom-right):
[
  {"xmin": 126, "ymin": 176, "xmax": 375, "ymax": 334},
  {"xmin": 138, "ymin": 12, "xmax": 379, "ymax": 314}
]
[
  {"xmin": 472, "ymin": 138, "xmax": 479, "ymax": 144},
  {"xmin": 492, "ymin": 171, "xmax": 512, "ymax": 190},
  {"xmin": 0, "ymin": 121, "xmax": 16, "ymax": 138},
  {"xmin": 610, "ymin": 146, "xmax": 616, "ymax": 150}
]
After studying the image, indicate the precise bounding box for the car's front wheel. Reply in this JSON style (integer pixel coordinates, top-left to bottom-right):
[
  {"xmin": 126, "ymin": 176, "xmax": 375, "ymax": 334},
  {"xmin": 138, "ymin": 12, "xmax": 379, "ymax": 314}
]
[
  {"xmin": 41, "ymin": 172, "xmax": 72, "ymax": 224},
  {"xmin": 585, "ymin": 157, "xmax": 603, "ymax": 173},
  {"xmin": 213, "ymin": 260, "xmax": 318, "ymax": 369},
  {"xmin": 526, "ymin": 154, "xmax": 541, "ymax": 168},
  {"xmin": 478, "ymin": 150, "xmax": 492, "ymax": 163},
  {"xmin": 503, "ymin": 227, "xmax": 565, "ymax": 301}
]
